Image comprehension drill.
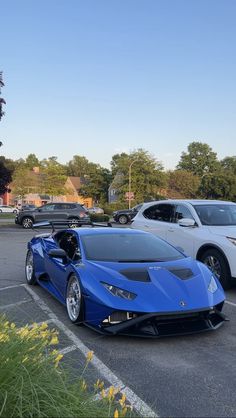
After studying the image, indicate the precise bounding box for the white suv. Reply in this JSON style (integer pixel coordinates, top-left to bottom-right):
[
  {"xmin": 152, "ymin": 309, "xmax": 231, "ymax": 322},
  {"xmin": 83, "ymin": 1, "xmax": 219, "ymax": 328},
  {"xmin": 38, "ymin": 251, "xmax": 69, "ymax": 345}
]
[{"xmin": 131, "ymin": 199, "xmax": 236, "ymax": 289}]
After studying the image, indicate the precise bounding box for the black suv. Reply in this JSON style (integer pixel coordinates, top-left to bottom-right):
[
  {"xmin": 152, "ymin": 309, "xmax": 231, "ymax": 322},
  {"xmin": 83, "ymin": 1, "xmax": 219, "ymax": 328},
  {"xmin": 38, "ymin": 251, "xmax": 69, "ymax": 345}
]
[
  {"xmin": 15, "ymin": 202, "xmax": 90, "ymax": 229},
  {"xmin": 113, "ymin": 203, "xmax": 143, "ymax": 224}
]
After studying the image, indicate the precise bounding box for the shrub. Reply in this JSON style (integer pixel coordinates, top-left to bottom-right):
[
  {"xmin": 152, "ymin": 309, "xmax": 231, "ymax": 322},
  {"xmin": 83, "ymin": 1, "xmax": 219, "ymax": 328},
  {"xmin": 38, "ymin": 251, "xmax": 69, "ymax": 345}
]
[
  {"xmin": 89, "ymin": 214, "xmax": 110, "ymax": 222},
  {"xmin": 0, "ymin": 316, "xmax": 132, "ymax": 418}
]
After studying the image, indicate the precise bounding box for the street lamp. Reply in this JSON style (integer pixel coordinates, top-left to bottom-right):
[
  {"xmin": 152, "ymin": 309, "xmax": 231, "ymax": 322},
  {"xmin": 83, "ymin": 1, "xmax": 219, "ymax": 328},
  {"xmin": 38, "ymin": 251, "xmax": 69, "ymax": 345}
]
[{"xmin": 128, "ymin": 159, "xmax": 138, "ymax": 210}]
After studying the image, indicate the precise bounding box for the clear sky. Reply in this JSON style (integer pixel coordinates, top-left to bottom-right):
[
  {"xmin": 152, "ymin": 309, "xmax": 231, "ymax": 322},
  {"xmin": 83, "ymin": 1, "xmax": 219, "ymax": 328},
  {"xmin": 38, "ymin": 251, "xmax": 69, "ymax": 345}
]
[{"xmin": 1, "ymin": 0, "xmax": 236, "ymax": 170}]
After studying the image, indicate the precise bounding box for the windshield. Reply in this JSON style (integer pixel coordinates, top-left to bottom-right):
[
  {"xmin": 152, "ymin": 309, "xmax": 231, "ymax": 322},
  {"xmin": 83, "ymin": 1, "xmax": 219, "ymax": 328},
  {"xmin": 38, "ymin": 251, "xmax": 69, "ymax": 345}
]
[
  {"xmin": 193, "ymin": 204, "xmax": 236, "ymax": 226},
  {"xmin": 81, "ymin": 233, "xmax": 184, "ymax": 262}
]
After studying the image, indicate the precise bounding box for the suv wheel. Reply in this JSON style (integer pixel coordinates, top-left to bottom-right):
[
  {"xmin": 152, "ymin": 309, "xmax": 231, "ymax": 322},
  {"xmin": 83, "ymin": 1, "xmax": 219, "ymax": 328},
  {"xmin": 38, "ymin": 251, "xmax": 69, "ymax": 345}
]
[
  {"xmin": 68, "ymin": 218, "xmax": 80, "ymax": 228},
  {"xmin": 22, "ymin": 217, "xmax": 33, "ymax": 229},
  {"xmin": 118, "ymin": 215, "xmax": 129, "ymax": 224},
  {"xmin": 200, "ymin": 248, "xmax": 231, "ymax": 290}
]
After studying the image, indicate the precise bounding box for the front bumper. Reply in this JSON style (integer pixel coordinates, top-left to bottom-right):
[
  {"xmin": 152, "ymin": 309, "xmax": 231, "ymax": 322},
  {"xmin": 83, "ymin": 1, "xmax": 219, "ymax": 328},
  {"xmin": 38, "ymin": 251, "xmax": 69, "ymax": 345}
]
[{"xmin": 98, "ymin": 307, "xmax": 227, "ymax": 338}]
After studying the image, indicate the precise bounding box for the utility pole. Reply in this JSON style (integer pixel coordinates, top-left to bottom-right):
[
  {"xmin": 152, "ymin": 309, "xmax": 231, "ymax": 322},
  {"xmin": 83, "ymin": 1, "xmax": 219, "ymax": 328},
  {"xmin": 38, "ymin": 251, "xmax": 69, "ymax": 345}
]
[{"xmin": 128, "ymin": 159, "xmax": 138, "ymax": 209}]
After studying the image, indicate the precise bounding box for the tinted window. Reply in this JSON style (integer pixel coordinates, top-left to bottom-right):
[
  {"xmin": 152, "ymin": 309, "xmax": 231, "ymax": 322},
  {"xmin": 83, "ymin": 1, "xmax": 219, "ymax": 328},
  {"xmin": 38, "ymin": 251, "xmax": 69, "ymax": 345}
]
[
  {"xmin": 40, "ymin": 204, "xmax": 55, "ymax": 211},
  {"xmin": 174, "ymin": 204, "xmax": 194, "ymax": 223},
  {"xmin": 143, "ymin": 204, "xmax": 174, "ymax": 222},
  {"xmin": 81, "ymin": 232, "xmax": 184, "ymax": 262},
  {"xmin": 193, "ymin": 204, "xmax": 236, "ymax": 226}
]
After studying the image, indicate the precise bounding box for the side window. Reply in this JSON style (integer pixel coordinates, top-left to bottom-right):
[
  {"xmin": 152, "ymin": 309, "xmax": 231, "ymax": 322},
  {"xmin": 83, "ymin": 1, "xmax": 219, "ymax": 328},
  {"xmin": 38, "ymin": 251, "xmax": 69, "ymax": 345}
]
[
  {"xmin": 174, "ymin": 205, "xmax": 194, "ymax": 223},
  {"xmin": 40, "ymin": 204, "xmax": 55, "ymax": 212},
  {"xmin": 58, "ymin": 232, "xmax": 81, "ymax": 260},
  {"xmin": 143, "ymin": 204, "xmax": 175, "ymax": 222}
]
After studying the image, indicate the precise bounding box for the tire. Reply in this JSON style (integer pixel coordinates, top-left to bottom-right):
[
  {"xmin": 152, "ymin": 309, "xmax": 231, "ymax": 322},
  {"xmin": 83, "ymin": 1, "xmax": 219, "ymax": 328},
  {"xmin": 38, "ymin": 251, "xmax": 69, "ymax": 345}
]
[
  {"xmin": 25, "ymin": 250, "xmax": 37, "ymax": 285},
  {"xmin": 22, "ymin": 217, "xmax": 33, "ymax": 229},
  {"xmin": 0, "ymin": 210, "xmax": 2, "ymax": 213},
  {"xmin": 118, "ymin": 215, "xmax": 129, "ymax": 225},
  {"xmin": 200, "ymin": 248, "xmax": 231, "ymax": 290},
  {"xmin": 13, "ymin": 209, "xmax": 17, "ymax": 214},
  {"xmin": 68, "ymin": 218, "xmax": 80, "ymax": 228},
  {"xmin": 66, "ymin": 275, "xmax": 84, "ymax": 324}
]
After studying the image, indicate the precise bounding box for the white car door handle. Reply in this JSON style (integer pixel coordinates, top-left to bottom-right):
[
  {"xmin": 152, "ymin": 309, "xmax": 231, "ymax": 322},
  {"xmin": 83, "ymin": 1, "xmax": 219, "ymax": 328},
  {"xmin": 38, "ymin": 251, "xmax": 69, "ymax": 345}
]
[{"xmin": 168, "ymin": 228, "xmax": 175, "ymax": 232}]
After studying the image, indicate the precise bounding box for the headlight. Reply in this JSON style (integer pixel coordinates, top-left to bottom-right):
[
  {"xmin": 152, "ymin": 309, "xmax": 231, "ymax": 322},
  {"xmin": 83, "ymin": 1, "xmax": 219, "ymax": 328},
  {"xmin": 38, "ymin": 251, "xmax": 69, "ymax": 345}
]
[
  {"xmin": 101, "ymin": 282, "xmax": 136, "ymax": 300},
  {"xmin": 227, "ymin": 237, "xmax": 236, "ymax": 246},
  {"xmin": 208, "ymin": 276, "xmax": 218, "ymax": 293}
]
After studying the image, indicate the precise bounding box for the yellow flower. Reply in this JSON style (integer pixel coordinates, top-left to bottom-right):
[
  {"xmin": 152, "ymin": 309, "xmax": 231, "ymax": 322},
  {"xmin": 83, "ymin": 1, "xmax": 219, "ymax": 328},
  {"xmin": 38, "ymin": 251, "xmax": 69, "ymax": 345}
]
[
  {"xmin": 114, "ymin": 409, "xmax": 119, "ymax": 418},
  {"xmin": 40, "ymin": 322, "xmax": 48, "ymax": 330},
  {"xmin": 0, "ymin": 333, "xmax": 9, "ymax": 342},
  {"xmin": 121, "ymin": 406, "xmax": 127, "ymax": 417},
  {"xmin": 54, "ymin": 353, "xmax": 63, "ymax": 367},
  {"xmin": 119, "ymin": 393, "xmax": 126, "ymax": 407},
  {"xmin": 107, "ymin": 386, "xmax": 115, "ymax": 401},
  {"xmin": 10, "ymin": 322, "xmax": 16, "ymax": 329},
  {"xmin": 100, "ymin": 389, "xmax": 106, "ymax": 399},
  {"xmin": 49, "ymin": 336, "xmax": 59, "ymax": 345},
  {"xmin": 86, "ymin": 350, "xmax": 94, "ymax": 362}
]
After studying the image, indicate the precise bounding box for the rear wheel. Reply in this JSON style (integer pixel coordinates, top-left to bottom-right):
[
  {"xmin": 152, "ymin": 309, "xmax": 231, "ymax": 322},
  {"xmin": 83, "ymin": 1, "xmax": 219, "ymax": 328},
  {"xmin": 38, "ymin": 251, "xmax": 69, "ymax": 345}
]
[
  {"xmin": 200, "ymin": 248, "xmax": 231, "ymax": 290},
  {"xmin": 25, "ymin": 250, "xmax": 37, "ymax": 285},
  {"xmin": 118, "ymin": 215, "xmax": 129, "ymax": 224},
  {"xmin": 66, "ymin": 275, "xmax": 84, "ymax": 324},
  {"xmin": 68, "ymin": 218, "xmax": 80, "ymax": 228},
  {"xmin": 22, "ymin": 217, "xmax": 33, "ymax": 229}
]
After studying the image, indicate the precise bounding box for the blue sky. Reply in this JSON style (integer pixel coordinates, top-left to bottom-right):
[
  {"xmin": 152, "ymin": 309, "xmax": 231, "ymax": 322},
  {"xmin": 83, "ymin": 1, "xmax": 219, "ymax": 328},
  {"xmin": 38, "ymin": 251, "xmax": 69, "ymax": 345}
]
[{"xmin": 1, "ymin": 0, "xmax": 236, "ymax": 170}]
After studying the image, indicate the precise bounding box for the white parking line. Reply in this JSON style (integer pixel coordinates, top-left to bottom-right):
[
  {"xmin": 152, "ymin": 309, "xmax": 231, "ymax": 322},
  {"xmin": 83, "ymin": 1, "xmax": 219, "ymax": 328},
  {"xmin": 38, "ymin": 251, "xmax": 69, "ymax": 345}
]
[
  {"xmin": 225, "ymin": 300, "xmax": 236, "ymax": 308},
  {"xmin": 0, "ymin": 299, "xmax": 32, "ymax": 310},
  {"xmin": 23, "ymin": 284, "xmax": 158, "ymax": 417},
  {"xmin": 59, "ymin": 345, "xmax": 77, "ymax": 355},
  {"xmin": 0, "ymin": 283, "xmax": 25, "ymax": 291}
]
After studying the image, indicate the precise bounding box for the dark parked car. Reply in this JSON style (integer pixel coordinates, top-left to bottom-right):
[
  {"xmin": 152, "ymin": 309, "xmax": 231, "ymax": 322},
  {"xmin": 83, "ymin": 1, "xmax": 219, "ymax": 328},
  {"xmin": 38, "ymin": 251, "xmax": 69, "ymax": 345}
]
[
  {"xmin": 113, "ymin": 203, "xmax": 143, "ymax": 224},
  {"xmin": 15, "ymin": 202, "xmax": 91, "ymax": 229}
]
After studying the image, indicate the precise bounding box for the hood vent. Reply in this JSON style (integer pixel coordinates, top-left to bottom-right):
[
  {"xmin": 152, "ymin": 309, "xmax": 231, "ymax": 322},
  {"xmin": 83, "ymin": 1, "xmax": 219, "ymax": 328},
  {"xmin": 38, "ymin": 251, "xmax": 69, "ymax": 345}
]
[
  {"xmin": 120, "ymin": 268, "xmax": 151, "ymax": 282},
  {"xmin": 167, "ymin": 268, "xmax": 193, "ymax": 280}
]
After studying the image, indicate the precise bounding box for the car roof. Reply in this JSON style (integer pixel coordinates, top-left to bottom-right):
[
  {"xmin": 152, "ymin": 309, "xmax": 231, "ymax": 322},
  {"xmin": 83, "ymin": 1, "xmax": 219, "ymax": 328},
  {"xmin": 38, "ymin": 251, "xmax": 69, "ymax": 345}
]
[
  {"xmin": 69, "ymin": 227, "xmax": 149, "ymax": 237},
  {"xmin": 141, "ymin": 199, "xmax": 235, "ymax": 208}
]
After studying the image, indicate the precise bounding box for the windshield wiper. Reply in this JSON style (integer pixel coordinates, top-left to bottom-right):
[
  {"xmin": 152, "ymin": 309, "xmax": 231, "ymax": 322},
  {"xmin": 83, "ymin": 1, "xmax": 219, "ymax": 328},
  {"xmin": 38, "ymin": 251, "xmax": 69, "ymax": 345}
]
[{"xmin": 117, "ymin": 259, "xmax": 164, "ymax": 263}]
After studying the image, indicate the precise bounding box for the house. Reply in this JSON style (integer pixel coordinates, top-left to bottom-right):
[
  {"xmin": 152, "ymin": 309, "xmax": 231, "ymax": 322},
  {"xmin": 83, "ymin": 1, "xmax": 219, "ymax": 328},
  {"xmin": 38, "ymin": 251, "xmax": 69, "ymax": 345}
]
[
  {"xmin": 108, "ymin": 172, "xmax": 124, "ymax": 203},
  {"xmin": 5, "ymin": 167, "xmax": 93, "ymax": 208}
]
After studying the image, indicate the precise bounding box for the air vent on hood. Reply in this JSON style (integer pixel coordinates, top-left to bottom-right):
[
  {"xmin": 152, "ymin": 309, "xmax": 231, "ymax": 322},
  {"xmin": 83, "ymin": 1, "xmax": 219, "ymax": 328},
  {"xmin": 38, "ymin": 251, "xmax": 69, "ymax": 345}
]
[
  {"xmin": 167, "ymin": 268, "xmax": 193, "ymax": 280},
  {"xmin": 120, "ymin": 268, "xmax": 151, "ymax": 282}
]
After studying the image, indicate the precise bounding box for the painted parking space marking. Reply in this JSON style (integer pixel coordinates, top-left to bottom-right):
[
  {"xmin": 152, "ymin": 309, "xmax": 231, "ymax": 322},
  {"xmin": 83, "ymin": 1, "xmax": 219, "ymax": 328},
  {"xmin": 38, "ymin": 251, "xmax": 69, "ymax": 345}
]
[
  {"xmin": 225, "ymin": 300, "xmax": 236, "ymax": 307},
  {"xmin": 0, "ymin": 299, "xmax": 32, "ymax": 310},
  {"xmin": 23, "ymin": 284, "xmax": 158, "ymax": 417},
  {"xmin": 59, "ymin": 344, "xmax": 77, "ymax": 355},
  {"xmin": 0, "ymin": 283, "xmax": 25, "ymax": 291}
]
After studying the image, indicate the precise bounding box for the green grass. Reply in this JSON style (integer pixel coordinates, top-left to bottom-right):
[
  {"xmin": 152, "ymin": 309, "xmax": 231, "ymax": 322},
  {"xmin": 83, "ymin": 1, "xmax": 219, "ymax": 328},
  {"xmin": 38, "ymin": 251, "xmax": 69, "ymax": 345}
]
[
  {"xmin": 0, "ymin": 213, "xmax": 15, "ymax": 218},
  {"xmin": 0, "ymin": 317, "xmax": 132, "ymax": 418}
]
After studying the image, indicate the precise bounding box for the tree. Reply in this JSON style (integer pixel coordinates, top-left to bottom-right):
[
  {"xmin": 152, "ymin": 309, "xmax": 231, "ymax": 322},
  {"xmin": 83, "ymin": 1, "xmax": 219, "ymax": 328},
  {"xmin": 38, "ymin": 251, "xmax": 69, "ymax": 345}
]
[
  {"xmin": 40, "ymin": 157, "xmax": 67, "ymax": 200},
  {"xmin": 11, "ymin": 166, "xmax": 38, "ymax": 199},
  {"xmin": 167, "ymin": 170, "xmax": 200, "ymax": 198},
  {"xmin": 199, "ymin": 172, "xmax": 236, "ymax": 200},
  {"xmin": 25, "ymin": 153, "xmax": 40, "ymax": 170},
  {"xmin": 220, "ymin": 156, "xmax": 236, "ymax": 176},
  {"xmin": 0, "ymin": 72, "xmax": 12, "ymax": 195},
  {"xmin": 67, "ymin": 155, "xmax": 91, "ymax": 177},
  {"xmin": 79, "ymin": 164, "xmax": 112, "ymax": 203},
  {"xmin": 177, "ymin": 142, "xmax": 220, "ymax": 177},
  {"xmin": 110, "ymin": 149, "xmax": 167, "ymax": 203}
]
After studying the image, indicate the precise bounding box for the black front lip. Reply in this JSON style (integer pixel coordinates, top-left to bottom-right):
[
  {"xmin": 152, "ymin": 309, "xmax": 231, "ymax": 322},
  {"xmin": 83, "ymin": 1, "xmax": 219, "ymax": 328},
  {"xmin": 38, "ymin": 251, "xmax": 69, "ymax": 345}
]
[{"xmin": 100, "ymin": 307, "xmax": 228, "ymax": 338}]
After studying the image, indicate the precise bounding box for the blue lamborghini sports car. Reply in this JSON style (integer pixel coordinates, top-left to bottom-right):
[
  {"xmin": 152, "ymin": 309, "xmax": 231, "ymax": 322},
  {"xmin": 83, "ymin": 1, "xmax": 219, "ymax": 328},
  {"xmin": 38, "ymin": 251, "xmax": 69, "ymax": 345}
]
[{"xmin": 25, "ymin": 225, "xmax": 227, "ymax": 337}]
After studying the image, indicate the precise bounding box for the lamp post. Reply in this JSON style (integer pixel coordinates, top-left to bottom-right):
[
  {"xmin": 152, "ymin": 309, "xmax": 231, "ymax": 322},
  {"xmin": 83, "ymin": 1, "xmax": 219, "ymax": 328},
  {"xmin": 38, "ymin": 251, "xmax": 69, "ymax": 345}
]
[{"xmin": 128, "ymin": 159, "xmax": 138, "ymax": 209}]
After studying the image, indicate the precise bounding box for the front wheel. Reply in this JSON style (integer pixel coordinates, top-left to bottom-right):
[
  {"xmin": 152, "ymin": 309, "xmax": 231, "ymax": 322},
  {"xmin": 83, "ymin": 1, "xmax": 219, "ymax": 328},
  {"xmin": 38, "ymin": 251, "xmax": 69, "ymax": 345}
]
[
  {"xmin": 66, "ymin": 275, "xmax": 84, "ymax": 324},
  {"xmin": 200, "ymin": 248, "xmax": 231, "ymax": 290},
  {"xmin": 118, "ymin": 215, "xmax": 129, "ymax": 224},
  {"xmin": 25, "ymin": 250, "xmax": 37, "ymax": 285}
]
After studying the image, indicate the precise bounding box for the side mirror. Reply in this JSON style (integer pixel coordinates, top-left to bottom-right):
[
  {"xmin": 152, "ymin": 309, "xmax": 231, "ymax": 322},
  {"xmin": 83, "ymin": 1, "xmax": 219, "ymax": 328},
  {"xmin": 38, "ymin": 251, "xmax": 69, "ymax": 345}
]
[
  {"xmin": 178, "ymin": 218, "xmax": 196, "ymax": 227},
  {"xmin": 48, "ymin": 248, "xmax": 68, "ymax": 263}
]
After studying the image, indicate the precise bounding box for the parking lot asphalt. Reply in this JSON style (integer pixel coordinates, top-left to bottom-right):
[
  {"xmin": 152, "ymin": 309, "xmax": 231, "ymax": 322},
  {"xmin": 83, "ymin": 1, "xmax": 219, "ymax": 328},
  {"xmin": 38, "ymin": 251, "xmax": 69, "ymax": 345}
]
[{"xmin": 1, "ymin": 226, "xmax": 236, "ymax": 417}]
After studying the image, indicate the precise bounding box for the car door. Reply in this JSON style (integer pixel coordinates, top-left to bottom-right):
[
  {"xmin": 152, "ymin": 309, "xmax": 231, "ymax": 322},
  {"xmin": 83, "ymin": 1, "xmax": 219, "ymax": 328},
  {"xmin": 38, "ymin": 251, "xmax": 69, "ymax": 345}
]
[
  {"xmin": 165, "ymin": 203, "xmax": 197, "ymax": 257},
  {"xmin": 140, "ymin": 203, "xmax": 175, "ymax": 240},
  {"xmin": 45, "ymin": 231, "xmax": 80, "ymax": 297},
  {"xmin": 34, "ymin": 204, "xmax": 56, "ymax": 221}
]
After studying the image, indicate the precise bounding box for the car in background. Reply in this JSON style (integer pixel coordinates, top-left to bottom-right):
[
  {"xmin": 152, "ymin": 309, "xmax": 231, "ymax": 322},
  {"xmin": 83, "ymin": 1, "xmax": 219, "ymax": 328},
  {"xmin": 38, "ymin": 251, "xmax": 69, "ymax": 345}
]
[
  {"xmin": 113, "ymin": 203, "xmax": 143, "ymax": 224},
  {"xmin": 21, "ymin": 204, "xmax": 37, "ymax": 211},
  {"xmin": 87, "ymin": 206, "xmax": 104, "ymax": 215},
  {"xmin": 25, "ymin": 224, "xmax": 226, "ymax": 336},
  {"xmin": 15, "ymin": 202, "xmax": 90, "ymax": 229},
  {"xmin": 131, "ymin": 199, "xmax": 236, "ymax": 289},
  {"xmin": 0, "ymin": 205, "xmax": 18, "ymax": 214}
]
